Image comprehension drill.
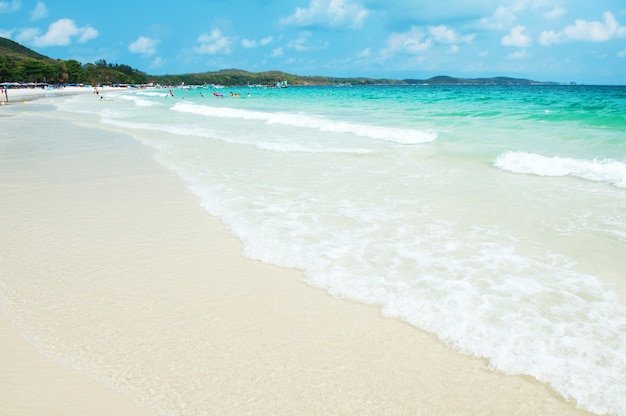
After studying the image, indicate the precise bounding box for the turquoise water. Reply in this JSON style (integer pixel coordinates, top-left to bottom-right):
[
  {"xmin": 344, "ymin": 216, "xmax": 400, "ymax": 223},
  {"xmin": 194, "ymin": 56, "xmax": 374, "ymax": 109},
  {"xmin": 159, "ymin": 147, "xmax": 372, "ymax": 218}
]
[{"xmin": 59, "ymin": 84, "xmax": 626, "ymax": 415}]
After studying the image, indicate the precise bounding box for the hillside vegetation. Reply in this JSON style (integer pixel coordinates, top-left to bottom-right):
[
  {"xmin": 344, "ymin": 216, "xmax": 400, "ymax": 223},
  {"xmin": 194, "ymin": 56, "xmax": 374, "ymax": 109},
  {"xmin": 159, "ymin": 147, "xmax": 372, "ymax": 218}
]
[
  {"xmin": 0, "ymin": 37, "xmax": 399, "ymax": 86},
  {"xmin": 1, "ymin": 37, "xmax": 556, "ymax": 87},
  {"xmin": 0, "ymin": 37, "xmax": 148, "ymax": 85},
  {"xmin": 151, "ymin": 68, "xmax": 402, "ymax": 87}
]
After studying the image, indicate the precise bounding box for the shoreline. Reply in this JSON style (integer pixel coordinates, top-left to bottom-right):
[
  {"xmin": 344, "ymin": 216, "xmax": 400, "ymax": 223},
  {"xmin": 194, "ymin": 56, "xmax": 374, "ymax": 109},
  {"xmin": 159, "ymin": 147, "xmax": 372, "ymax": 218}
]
[
  {"xmin": 0, "ymin": 313, "xmax": 157, "ymax": 416},
  {"xmin": 0, "ymin": 98, "xmax": 595, "ymax": 415},
  {"xmin": 0, "ymin": 85, "xmax": 121, "ymax": 105}
]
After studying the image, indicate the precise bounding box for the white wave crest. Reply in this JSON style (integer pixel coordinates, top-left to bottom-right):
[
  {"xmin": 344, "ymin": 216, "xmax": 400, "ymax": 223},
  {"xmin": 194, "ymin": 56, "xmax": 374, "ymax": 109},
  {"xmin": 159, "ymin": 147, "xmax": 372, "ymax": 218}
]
[
  {"xmin": 119, "ymin": 95, "xmax": 159, "ymax": 107},
  {"xmin": 494, "ymin": 151, "xmax": 626, "ymax": 188},
  {"xmin": 170, "ymin": 102, "xmax": 437, "ymax": 144}
]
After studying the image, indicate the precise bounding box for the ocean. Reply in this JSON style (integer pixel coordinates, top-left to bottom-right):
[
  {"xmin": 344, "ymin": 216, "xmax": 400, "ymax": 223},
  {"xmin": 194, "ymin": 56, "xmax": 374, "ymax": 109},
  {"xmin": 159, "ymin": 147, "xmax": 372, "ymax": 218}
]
[{"xmin": 50, "ymin": 84, "xmax": 626, "ymax": 415}]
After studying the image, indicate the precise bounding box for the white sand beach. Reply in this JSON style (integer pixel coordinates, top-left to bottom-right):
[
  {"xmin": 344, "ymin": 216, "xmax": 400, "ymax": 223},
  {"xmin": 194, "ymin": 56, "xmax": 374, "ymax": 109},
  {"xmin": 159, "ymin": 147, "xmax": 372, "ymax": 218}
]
[
  {"xmin": 0, "ymin": 314, "xmax": 157, "ymax": 416},
  {"xmin": 0, "ymin": 97, "xmax": 595, "ymax": 415},
  {"xmin": 0, "ymin": 85, "xmax": 94, "ymax": 104}
]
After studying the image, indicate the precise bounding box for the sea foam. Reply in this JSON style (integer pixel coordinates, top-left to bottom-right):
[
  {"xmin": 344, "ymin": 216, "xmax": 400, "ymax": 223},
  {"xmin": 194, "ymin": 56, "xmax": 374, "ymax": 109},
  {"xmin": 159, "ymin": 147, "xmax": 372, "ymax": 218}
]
[
  {"xmin": 170, "ymin": 101, "xmax": 437, "ymax": 145},
  {"xmin": 178, "ymin": 162, "xmax": 626, "ymax": 416},
  {"xmin": 58, "ymin": 85, "xmax": 626, "ymax": 416},
  {"xmin": 100, "ymin": 117, "xmax": 373, "ymax": 155},
  {"xmin": 119, "ymin": 95, "xmax": 160, "ymax": 107},
  {"xmin": 494, "ymin": 151, "xmax": 626, "ymax": 188}
]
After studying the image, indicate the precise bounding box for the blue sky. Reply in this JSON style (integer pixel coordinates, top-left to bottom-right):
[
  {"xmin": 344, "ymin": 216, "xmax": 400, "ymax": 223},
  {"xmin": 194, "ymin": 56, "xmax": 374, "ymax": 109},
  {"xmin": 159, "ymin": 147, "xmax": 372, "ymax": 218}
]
[{"xmin": 1, "ymin": 0, "xmax": 625, "ymax": 84}]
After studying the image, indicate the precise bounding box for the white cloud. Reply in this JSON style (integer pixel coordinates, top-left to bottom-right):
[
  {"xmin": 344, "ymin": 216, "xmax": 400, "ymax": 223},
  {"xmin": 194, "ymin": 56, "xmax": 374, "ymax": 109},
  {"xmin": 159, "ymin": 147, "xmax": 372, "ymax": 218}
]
[
  {"xmin": 194, "ymin": 29, "xmax": 232, "ymax": 55},
  {"xmin": 564, "ymin": 11, "xmax": 626, "ymax": 42},
  {"xmin": 260, "ymin": 36, "xmax": 273, "ymax": 46},
  {"xmin": 618, "ymin": 49, "xmax": 626, "ymax": 58},
  {"xmin": 428, "ymin": 25, "xmax": 457, "ymax": 43},
  {"xmin": 15, "ymin": 27, "xmax": 38, "ymax": 43},
  {"xmin": 543, "ymin": 7, "xmax": 566, "ymax": 20},
  {"xmin": 380, "ymin": 24, "xmax": 475, "ymax": 59},
  {"xmin": 287, "ymin": 31, "xmax": 320, "ymax": 51},
  {"xmin": 78, "ymin": 26, "xmax": 98, "ymax": 43},
  {"xmin": 128, "ymin": 36, "xmax": 158, "ymax": 56},
  {"xmin": 38, "ymin": 20, "xmax": 79, "ymax": 46},
  {"xmin": 17, "ymin": 18, "xmax": 99, "ymax": 47},
  {"xmin": 241, "ymin": 38, "xmax": 256, "ymax": 48},
  {"xmin": 540, "ymin": 11, "xmax": 626, "ymax": 45},
  {"xmin": 0, "ymin": 0, "xmax": 20, "ymax": 13},
  {"xmin": 149, "ymin": 56, "xmax": 164, "ymax": 68},
  {"xmin": 502, "ymin": 25, "xmax": 532, "ymax": 47},
  {"xmin": 280, "ymin": 0, "xmax": 368, "ymax": 29},
  {"xmin": 429, "ymin": 25, "xmax": 474, "ymax": 44},
  {"xmin": 271, "ymin": 47, "xmax": 284, "ymax": 57},
  {"xmin": 382, "ymin": 26, "xmax": 432, "ymax": 57},
  {"xmin": 0, "ymin": 29, "xmax": 13, "ymax": 38},
  {"xmin": 241, "ymin": 36, "xmax": 274, "ymax": 49},
  {"xmin": 479, "ymin": 4, "xmax": 523, "ymax": 30},
  {"xmin": 508, "ymin": 49, "xmax": 531, "ymax": 59},
  {"xmin": 539, "ymin": 30, "xmax": 559, "ymax": 46},
  {"xmin": 30, "ymin": 1, "xmax": 47, "ymax": 21}
]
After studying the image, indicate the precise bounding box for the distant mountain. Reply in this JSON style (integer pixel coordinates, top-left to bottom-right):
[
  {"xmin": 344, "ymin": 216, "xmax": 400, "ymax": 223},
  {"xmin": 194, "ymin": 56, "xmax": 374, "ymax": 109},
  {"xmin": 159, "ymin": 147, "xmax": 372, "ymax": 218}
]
[
  {"xmin": 150, "ymin": 71, "xmax": 559, "ymax": 87},
  {"xmin": 150, "ymin": 68, "xmax": 403, "ymax": 87},
  {"xmin": 0, "ymin": 36, "xmax": 150, "ymax": 85},
  {"xmin": 403, "ymin": 75, "xmax": 559, "ymax": 85}
]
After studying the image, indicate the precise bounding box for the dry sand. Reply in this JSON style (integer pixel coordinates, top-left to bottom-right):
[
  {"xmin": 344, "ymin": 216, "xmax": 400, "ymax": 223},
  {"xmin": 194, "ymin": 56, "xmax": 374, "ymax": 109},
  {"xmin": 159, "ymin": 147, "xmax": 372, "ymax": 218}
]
[
  {"xmin": 0, "ymin": 85, "xmax": 99, "ymax": 104},
  {"xmin": 0, "ymin": 98, "xmax": 594, "ymax": 415}
]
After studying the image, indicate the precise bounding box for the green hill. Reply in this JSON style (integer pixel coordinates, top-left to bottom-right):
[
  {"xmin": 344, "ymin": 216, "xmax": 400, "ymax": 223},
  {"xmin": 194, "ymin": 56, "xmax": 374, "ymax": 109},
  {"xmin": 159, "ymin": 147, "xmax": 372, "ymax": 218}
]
[
  {"xmin": 0, "ymin": 37, "xmax": 52, "ymax": 62},
  {"xmin": 0, "ymin": 36, "xmax": 148, "ymax": 85},
  {"xmin": 151, "ymin": 68, "xmax": 401, "ymax": 87},
  {"xmin": 404, "ymin": 75, "xmax": 558, "ymax": 85},
  {"xmin": 1, "ymin": 37, "xmax": 558, "ymax": 86}
]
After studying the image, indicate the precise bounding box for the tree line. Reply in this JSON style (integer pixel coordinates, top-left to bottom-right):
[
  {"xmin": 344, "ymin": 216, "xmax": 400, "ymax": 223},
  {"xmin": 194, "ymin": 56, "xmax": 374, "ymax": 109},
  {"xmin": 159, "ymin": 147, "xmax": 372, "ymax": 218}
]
[
  {"xmin": 1, "ymin": 37, "xmax": 402, "ymax": 87},
  {"xmin": 1, "ymin": 37, "xmax": 555, "ymax": 88},
  {"xmin": 152, "ymin": 69, "xmax": 400, "ymax": 87},
  {"xmin": 0, "ymin": 54, "xmax": 405, "ymax": 87},
  {"xmin": 0, "ymin": 37, "xmax": 399, "ymax": 86},
  {"xmin": 0, "ymin": 56, "xmax": 149, "ymax": 86}
]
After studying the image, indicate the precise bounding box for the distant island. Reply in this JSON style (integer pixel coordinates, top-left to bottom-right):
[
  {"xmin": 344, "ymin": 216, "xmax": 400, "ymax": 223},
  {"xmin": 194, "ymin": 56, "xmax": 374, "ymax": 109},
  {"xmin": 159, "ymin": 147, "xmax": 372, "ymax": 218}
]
[
  {"xmin": 149, "ymin": 70, "xmax": 560, "ymax": 87},
  {"xmin": 1, "ymin": 36, "xmax": 560, "ymax": 87},
  {"xmin": 403, "ymin": 75, "xmax": 560, "ymax": 86}
]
